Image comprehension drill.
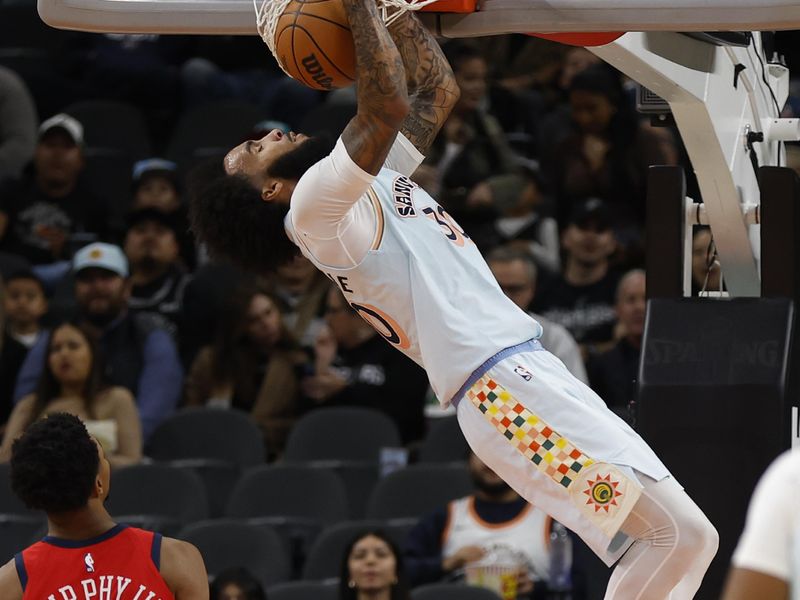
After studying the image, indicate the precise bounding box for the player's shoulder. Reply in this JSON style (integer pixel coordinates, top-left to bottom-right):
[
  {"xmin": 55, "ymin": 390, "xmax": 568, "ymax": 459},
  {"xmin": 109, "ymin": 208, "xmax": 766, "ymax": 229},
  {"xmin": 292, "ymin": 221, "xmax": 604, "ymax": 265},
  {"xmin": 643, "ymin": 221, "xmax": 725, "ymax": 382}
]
[
  {"xmin": 0, "ymin": 557, "xmax": 23, "ymax": 600},
  {"xmin": 760, "ymin": 449, "xmax": 800, "ymax": 490},
  {"xmin": 159, "ymin": 536, "xmax": 209, "ymax": 598}
]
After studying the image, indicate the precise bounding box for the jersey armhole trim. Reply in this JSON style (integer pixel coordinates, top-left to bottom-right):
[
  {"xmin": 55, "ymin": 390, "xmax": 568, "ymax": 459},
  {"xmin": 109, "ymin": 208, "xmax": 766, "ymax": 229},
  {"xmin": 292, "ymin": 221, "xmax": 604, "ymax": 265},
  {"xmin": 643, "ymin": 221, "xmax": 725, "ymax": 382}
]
[
  {"xmin": 151, "ymin": 532, "xmax": 163, "ymax": 571},
  {"xmin": 14, "ymin": 553, "xmax": 27, "ymax": 591},
  {"xmin": 367, "ymin": 188, "xmax": 384, "ymax": 251}
]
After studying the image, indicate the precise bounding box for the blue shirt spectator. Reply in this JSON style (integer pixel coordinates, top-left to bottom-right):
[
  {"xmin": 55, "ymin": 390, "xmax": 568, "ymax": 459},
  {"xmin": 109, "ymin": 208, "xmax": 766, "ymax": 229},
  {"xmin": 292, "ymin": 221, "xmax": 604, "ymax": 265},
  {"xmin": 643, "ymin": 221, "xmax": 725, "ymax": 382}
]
[{"xmin": 13, "ymin": 242, "xmax": 182, "ymax": 438}]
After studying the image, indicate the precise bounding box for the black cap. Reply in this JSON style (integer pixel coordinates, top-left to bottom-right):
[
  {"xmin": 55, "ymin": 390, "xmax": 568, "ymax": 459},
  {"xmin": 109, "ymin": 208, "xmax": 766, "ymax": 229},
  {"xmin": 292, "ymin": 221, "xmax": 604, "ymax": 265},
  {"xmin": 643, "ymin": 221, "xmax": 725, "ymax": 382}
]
[
  {"xmin": 126, "ymin": 207, "xmax": 179, "ymax": 236},
  {"xmin": 568, "ymin": 197, "xmax": 611, "ymax": 229}
]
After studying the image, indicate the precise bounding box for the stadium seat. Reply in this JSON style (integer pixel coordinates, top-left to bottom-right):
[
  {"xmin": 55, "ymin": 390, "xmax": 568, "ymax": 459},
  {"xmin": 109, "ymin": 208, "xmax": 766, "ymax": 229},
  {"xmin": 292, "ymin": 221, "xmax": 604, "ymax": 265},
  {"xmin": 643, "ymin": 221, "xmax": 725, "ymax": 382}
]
[
  {"xmin": 411, "ymin": 583, "xmax": 502, "ymax": 599},
  {"xmin": 418, "ymin": 416, "xmax": 469, "ymax": 463},
  {"xmin": 0, "ymin": 516, "xmax": 45, "ymax": 562},
  {"xmin": 267, "ymin": 580, "xmax": 338, "ymax": 600},
  {"xmin": 365, "ymin": 464, "xmax": 472, "ymax": 523},
  {"xmin": 297, "ymin": 102, "xmax": 356, "ymax": 140},
  {"xmin": 283, "ymin": 407, "xmax": 401, "ymax": 463},
  {"xmin": 179, "ymin": 520, "xmax": 290, "ymax": 590},
  {"xmin": 147, "ymin": 407, "xmax": 266, "ymax": 517},
  {"xmin": 166, "ymin": 101, "xmax": 265, "ymax": 172},
  {"xmin": 302, "ymin": 520, "xmax": 410, "ymax": 581},
  {"xmin": 106, "ymin": 464, "xmax": 208, "ymax": 535},
  {"xmin": 0, "ymin": 464, "xmax": 35, "ymax": 516},
  {"xmin": 62, "ymin": 100, "xmax": 152, "ymax": 160}
]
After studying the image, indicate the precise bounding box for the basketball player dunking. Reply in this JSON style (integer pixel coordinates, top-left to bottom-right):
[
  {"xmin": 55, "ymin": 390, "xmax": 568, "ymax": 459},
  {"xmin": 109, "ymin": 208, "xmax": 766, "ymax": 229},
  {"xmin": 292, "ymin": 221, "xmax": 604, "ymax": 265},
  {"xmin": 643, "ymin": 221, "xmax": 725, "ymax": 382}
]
[
  {"xmin": 0, "ymin": 413, "xmax": 209, "ymax": 600},
  {"xmin": 189, "ymin": 0, "xmax": 719, "ymax": 596}
]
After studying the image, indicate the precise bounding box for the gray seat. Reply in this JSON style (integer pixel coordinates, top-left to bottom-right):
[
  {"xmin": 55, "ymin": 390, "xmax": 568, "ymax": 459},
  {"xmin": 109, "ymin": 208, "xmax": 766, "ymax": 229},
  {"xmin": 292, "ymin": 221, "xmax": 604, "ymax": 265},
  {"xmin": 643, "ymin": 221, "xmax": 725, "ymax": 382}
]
[
  {"xmin": 411, "ymin": 583, "xmax": 502, "ymax": 599},
  {"xmin": 0, "ymin": 463, "xmax": 35, "ymax": 516},
  {"xmin": 283, "ymin": 407, "xmax": 401, "ymax": 463},
  {"xmin": 0, "ymin": 516, "xmax": 45, "ymax": 562},
  {"xmin": 302, "ymin": 520, "xmax": 409, "ymax": 581},
  {"xmin": 107, "ymin": 464, "xmax": 208, "ymax": 535},
  {"xmin": 267, "ymin": 581, "xmax": 338, "ymax": 600},
  {"xmin": 365, "ymin": 464, "xmax": 472, "ymax": 523},
  {"xmin": 418, "ymin": 417, "xmax": 469, "ymax": 463},
  {"xmin": 179, "ymin": 519, "xmax": 290, "ymax": 590},
  {"xmin": 147, "ymin": 408, "xmax": 265, "ymax": 518}
]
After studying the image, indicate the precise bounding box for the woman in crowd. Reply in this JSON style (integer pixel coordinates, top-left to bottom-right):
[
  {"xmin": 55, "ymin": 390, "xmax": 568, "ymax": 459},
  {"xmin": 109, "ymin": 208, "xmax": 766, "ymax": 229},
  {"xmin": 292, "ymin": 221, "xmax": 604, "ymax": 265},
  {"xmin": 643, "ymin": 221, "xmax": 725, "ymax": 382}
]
[
  {"xmin": 185, "ymin": 283, "xmax": 304, "ymax": 459},
  {"xmin": 0, "ymin": 321, "xmax": 142, "ymax": 466},
  {"xmin": 209, "ymin": 567, "xmax": 267, "ymax": 600},
  {"xmin": 339, "ymin": 530, "xmax": 411, "ymax": 600}
]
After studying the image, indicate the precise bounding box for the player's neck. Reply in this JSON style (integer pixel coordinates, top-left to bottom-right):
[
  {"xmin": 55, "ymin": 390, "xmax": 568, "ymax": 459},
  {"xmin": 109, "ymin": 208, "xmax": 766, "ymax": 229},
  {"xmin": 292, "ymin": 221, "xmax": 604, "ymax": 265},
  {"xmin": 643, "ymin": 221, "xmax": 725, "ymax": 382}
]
[{"xmin": 46, "ymin": 507, "xmax": 116, "ymax": 541}]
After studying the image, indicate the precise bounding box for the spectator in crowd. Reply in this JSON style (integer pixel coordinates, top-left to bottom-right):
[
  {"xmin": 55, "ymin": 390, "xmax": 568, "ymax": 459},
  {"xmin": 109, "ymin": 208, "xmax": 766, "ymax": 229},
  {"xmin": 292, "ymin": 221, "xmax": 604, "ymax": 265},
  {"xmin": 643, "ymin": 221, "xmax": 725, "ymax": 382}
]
[
  {"xmin": 0, "ymin": 66, "xmax": 38, "ymax": 180},
  {"xmin": 0, "ymin": 114, "xmax": 109, "ymax": 267},
  {"xmin": 532, "ymin": 198, "xmax": 621, "ymax": 352},
  {"xmin": 541, "ymin": 64, "xmax": 675, "ymax": 229},
  {"xmin": 3, "ymin": 270, "xmax": 47, "ymax": 350},
  {"xmin": 416, "ymin": 41, "xmax": 521, "ymax": 220},
  {"xmin": 722, "ymin": 449, "xmax": 800, "ymax": 600},
  {"xmin": 185, "ymin": 284, "xmax": 303, "ymax": 459},
  {"xmin": 131, "ymin": 158, "xmax": 196, "ymax": 268},
  {"xmin": 123, "ymin": 207, "xmax": 192, "ymax": 335},
  {"xmin": 0, "ymin": 321, "xmax": 142, "ymax": 466},
  {"xmin": 487, "ymin": 246, "xmax": 587, "ymax": 383},
  {"xmin": 587, "ymin": 269, "xmax": 645, "ymax": 420},
  {"xmin": 272, "ymin": 254, "xmax": 329, "ymax": 349},
  {"xmin": 692, "ymin": 225, "xmax": 722, "ymax": 295},
  {"xmin": 14, "ymin": 242, "xmax": 183, "ymax": 439},
  {"xmin": 404, "ymin": 450, "xmax": 548, "ymax": 597},
  {"xmin": 302, "ymin": 287, "xmax": 429, "ymax": 444},
  {"xmin": 340, "ymin": 530, "xmax": 411, "ymax": 600},
  {"xmin": 210, "ymin": 567, "xmax": 267, "ymax": 600},
  {"xmin": 0, "ymin": 278, "xmax": 27, "ymax": 431}
]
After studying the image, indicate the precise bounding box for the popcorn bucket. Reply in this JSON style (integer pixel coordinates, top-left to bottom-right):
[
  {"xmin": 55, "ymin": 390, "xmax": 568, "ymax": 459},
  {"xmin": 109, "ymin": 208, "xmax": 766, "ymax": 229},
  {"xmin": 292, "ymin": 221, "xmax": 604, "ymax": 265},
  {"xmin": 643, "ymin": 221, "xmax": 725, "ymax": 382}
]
[{"xmin": 464, "ymin": 563, "xmax": 519, "ymax": 600}]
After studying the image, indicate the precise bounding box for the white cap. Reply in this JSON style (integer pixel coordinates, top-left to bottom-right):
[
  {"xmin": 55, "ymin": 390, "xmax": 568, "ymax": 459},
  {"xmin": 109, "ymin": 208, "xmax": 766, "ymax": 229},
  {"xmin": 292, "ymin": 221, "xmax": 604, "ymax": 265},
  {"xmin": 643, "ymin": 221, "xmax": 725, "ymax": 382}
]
[
  {"xmin": 73, "ymin": 243, "xmax": 128, "ymax": 278},
  {"xmin": 38, "ymin": 113, "xmax": 84, "ymax": 146}
]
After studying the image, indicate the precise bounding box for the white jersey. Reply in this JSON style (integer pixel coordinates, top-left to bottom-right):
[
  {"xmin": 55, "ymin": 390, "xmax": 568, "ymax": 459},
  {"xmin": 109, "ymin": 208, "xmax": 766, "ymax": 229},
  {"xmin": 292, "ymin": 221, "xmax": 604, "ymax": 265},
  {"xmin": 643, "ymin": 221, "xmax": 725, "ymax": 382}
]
[
  {"xmin": 443, "ymin": 496, "xmax": 552, "ymax": 581},
  {"xmin": 286, "ymin": 134, "xmax": 541, "ymax": 404},
  {"xmin": 732, "ymin": 449, "xmax": 800, "ymax": 595}
]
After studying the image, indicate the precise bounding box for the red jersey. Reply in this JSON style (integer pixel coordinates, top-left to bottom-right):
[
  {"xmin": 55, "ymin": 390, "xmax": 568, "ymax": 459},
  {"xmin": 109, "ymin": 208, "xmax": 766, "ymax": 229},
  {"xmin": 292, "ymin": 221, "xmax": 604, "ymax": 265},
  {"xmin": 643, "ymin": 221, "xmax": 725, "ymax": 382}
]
[{"xmin": 15, "ymin": 524, "xmax": 175, "ymax": 600}]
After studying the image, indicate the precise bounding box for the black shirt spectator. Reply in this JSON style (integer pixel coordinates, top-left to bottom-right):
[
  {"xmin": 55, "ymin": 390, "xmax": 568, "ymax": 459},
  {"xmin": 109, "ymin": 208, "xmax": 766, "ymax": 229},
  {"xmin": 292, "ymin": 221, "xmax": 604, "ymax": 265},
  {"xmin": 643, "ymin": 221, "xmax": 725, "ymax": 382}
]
[{"xmin": 0, "ymin": 114, "xmax": 109, "ymax": 265}]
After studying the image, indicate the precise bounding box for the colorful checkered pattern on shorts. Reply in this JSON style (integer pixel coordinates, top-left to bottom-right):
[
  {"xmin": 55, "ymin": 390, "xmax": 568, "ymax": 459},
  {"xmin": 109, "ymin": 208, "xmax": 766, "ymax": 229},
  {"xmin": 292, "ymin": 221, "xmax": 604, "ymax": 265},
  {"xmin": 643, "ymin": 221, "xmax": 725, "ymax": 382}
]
[{"xmin": 467, "ymin": 375, "xmax": 594, "ymax": 489}]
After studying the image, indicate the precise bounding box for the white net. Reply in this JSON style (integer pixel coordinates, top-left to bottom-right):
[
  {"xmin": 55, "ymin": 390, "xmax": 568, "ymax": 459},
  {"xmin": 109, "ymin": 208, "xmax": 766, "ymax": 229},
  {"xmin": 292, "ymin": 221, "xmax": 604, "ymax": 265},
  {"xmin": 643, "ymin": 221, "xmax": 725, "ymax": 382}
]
[{"xmin": 254, "ymin": 0, "xmax": 442, "ymax": 71}]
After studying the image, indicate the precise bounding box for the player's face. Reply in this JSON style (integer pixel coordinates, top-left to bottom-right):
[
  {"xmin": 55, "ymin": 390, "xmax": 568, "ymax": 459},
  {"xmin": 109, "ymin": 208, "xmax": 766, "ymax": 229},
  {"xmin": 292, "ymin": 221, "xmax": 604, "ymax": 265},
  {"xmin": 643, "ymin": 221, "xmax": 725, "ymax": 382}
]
[
  {"xmin": 347, "ymin": 535, "xmax": 398, "ymax": 593},
  {"xmin": 224, "ymin": 129, "xmax": 309, "ymax": 184},
  {"xmin": 488, "ymin": 259, "xmax": 535, "ymax": 311},
  {"xmin": 616, "ymin": 272, "xmax": 646, "ymax": 339},
  {"xmin": 92, "ymin": 438, "xmax": 112, "ymax": 501},
  {"xmin": 48, "ymin": 324, "xmax": 93, "ymax": 387}
]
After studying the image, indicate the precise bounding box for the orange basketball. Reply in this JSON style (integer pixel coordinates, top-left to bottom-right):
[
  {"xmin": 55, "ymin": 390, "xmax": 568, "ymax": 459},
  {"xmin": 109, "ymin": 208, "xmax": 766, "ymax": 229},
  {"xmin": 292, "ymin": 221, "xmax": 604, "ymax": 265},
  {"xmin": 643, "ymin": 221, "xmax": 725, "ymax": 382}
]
[{"xmin": 274, "ymin": 0, "xmax": 356, "ymax": 91}]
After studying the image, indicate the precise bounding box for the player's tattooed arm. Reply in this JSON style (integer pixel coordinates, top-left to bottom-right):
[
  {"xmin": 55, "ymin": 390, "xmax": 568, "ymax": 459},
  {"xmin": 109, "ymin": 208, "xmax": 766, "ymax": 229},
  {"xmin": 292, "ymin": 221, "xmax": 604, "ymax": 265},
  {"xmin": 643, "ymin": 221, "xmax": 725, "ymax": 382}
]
[
  {"xmin": 389, "ymin": 12, "xmax": 460, "ymax": 155},
  {"xmin": 341, "ymin": 0, "xmax": 410, "ymax": 175}
]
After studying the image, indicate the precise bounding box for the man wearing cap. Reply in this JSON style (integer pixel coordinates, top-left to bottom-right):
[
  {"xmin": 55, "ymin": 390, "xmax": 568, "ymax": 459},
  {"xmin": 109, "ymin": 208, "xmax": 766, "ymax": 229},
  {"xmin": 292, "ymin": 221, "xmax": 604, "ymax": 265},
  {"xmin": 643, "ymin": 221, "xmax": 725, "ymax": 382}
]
[
  {"xmin": 12, "ymin": 242, "xmax": 183, "ymax": 439},
  {"xmin": 532, "ymin": 197, "xmax": 621, "ymax": 352},
  {"xmin": 124, "ymin": 207, "xmax": 192, "ymax": 335},
  {"xmin": 0, "ymin": 114, "xmax": 109, "ymax": 265}
]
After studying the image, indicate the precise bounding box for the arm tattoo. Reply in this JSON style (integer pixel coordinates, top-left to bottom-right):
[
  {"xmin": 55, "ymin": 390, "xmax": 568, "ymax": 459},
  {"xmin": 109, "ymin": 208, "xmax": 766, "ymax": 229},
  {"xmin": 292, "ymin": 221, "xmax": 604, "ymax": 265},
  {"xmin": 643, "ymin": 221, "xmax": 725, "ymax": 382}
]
[
  {"xmin": 390, "ymin": 13, "xmax": 460, "ymax": 155},
  {"xmin": 340, "ymin": 0, "xmax": 409, "ymax": 175}
]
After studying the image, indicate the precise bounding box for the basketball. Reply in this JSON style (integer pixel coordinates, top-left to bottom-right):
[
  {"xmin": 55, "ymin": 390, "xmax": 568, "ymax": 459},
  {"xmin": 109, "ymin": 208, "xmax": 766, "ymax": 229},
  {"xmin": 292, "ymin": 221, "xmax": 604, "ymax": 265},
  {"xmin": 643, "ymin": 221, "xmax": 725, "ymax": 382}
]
[{"xmin": 274, "ymin": 0, "xmax": 356, "ymax": 91}]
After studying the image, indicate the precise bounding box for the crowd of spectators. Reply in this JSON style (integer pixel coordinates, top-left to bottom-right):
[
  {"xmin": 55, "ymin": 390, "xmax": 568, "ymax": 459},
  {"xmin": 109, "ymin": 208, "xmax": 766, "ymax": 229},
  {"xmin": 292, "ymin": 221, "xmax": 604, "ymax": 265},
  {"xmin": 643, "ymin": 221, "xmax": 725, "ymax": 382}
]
[{"xmin": 2, "ymin": 14, "xmax": 799, "ymax": 599}]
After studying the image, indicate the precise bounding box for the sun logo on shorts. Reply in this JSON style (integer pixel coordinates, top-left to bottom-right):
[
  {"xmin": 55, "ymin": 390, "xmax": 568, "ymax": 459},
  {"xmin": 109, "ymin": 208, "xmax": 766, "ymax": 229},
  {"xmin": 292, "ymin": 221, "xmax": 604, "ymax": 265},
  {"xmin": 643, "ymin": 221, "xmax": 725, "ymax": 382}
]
[{"xmin": 583, "ymin": 473, "xmax": 622, "ymax": 512}]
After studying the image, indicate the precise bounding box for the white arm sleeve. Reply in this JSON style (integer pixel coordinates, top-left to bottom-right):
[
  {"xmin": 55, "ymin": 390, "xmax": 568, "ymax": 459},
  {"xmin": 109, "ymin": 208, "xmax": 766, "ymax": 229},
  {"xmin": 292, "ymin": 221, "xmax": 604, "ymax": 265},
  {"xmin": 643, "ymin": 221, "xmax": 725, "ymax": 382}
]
[
  {"xmin": 732, "ymin": 450, "xmax": 800, "ymax": 581},
  {"xmin": 288, "ymin": 133, "xmax": 425, "ymax": 268}
]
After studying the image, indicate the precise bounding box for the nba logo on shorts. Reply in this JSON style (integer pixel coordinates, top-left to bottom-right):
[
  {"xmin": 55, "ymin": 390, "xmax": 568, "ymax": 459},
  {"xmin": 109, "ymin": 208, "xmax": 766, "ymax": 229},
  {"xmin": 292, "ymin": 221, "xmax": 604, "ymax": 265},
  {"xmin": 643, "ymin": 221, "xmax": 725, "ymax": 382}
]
[
  {"xmin": 514, "ymin": 365, "xmax": 532, "ymax": 381},
  {"xmin": 84, "ymin": 553, "xmax": 95, "ymax": 573}
]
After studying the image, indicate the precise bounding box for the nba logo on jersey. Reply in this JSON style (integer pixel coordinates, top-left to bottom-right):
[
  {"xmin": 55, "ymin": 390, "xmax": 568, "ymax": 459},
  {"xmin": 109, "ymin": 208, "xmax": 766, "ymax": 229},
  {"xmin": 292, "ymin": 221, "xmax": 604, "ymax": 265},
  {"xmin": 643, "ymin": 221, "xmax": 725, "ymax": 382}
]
[
  {"xmin": 84, "ymin": 553, "xmax": 95, "ymax": 573},
  {"xmin": 514, "ymin": 365, "xmax": 533, "ymax": 381}
]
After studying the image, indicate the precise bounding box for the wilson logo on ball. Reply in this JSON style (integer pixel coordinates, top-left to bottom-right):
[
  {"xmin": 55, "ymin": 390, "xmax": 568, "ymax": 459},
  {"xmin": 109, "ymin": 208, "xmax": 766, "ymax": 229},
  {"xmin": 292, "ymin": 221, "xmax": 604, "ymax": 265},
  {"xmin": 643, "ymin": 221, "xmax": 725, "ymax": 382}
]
[{"xmin": 301, "ymin": 54, "xmax": 334, "ymax": 90}]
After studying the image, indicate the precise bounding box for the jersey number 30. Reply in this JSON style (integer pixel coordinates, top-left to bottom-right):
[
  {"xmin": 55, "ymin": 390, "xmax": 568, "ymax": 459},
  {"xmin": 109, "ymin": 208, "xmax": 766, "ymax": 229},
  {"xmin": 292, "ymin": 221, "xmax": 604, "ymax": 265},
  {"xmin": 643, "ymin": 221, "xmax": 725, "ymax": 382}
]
[{"xmin": 422, "ymin": 206, "xmax": 470, "ymax": 247}]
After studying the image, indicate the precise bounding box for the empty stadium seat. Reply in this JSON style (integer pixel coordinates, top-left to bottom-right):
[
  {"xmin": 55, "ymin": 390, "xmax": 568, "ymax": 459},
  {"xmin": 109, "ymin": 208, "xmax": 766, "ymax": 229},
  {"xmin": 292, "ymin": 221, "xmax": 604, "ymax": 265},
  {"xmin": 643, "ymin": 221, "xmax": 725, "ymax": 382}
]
[
  {"xmin": 0, "ymin": 516, "xmax": 45, "ymax": 562},
  {"xmin": 411, "ymin": 583, "xmax": 502, "ymax": 599},
  {"xmin": 267, "ymin": 580, "xmax": 338, "ymax": 600},
  {"xmin": 418, "ymin": 416, "xmax": 469, "ymax": 463},
  {"xmin": 62, "ymin": 100, "xmax": 152, "ymax": 160}
]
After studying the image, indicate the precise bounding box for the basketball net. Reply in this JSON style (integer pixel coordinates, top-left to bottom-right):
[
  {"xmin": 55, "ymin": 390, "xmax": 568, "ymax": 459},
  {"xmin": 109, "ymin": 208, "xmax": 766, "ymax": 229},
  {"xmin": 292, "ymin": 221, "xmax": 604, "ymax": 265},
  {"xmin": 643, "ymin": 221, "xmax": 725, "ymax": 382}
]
[{"xmin": 254, "ymin": 0, "xmax": 440, "ymax": 73}]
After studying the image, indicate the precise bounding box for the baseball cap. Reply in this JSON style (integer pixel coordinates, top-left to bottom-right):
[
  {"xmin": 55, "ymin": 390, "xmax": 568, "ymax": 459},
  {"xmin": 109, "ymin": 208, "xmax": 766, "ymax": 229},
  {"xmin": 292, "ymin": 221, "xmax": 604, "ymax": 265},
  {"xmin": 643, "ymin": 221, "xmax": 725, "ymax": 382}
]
[
  {"xmin": 132, "ymin": 158, "xmax": 178, "ymax": 183},
  {"xmin": 126, "ymin": 207, "xmax": 179, "ymax": 235},
  {"xmin": 73, "ymin": 243, "xmax": 129, "ymax": 278},
  {"xmin": 568, "ymin": 197, "xmax": 611, "ymax": 229},
  {"xmin": 38, "ymin": 114, "xmax": 84, "ymax": 146}
]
